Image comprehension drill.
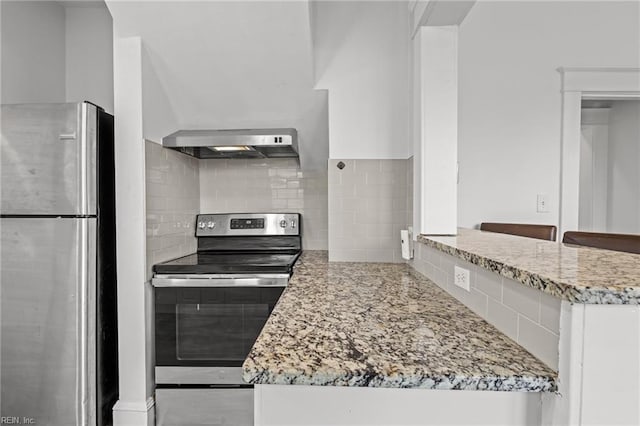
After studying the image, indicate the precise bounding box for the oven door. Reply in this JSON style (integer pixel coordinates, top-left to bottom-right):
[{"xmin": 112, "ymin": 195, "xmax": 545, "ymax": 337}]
[{"xmin": 154, "ymin": 280, "xmax": 284, "ymax": 385}]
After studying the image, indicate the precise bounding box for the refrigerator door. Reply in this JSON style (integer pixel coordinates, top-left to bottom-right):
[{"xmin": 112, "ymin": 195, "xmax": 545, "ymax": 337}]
[
  {"xmin": 1, "ymin": 217, "xmax": 97, "ymax": 426},
  {"xmin": 0, "ymin": 102, "xmax": 97, "ymax": 215}
]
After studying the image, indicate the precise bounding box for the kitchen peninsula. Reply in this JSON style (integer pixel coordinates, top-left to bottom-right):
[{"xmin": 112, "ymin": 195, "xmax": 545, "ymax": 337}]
[
  {"xmin": 244, "ymin": 251, "xmax": 554, "ymax": 425},
  {"xmin": 243, "ymin": 230, "xmax": 640, "ymax": 426},
  {"xmin": 418, "ymin": 229, "xmax": 640, "ymax": 304}
]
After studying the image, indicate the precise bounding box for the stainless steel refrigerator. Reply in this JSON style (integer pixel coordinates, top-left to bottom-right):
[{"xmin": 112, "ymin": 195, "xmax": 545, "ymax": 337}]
[{"xmin": 1, "ymin": 102, "xmax": 118, "ymax": 426}]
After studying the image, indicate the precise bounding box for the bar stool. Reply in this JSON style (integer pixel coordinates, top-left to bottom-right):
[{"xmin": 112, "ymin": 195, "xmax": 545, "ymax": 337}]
[
  {"xmin": 562, "ymin": 231, "xmax": 640, "ymax": 255},
  {"xmin": 480, "ymin": 223, "xmax": 557, "ymax": 241}
]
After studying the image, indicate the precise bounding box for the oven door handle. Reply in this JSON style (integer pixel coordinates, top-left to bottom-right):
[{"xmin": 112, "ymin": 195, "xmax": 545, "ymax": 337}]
[{"xmin": 151, "ymin": 274, "xmax": 289, "ymax": 287}]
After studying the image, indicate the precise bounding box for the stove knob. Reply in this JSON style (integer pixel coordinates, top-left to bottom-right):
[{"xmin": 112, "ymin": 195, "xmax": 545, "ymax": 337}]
[
  {"xmin": 279, "ymin": 219, "xmax": 287, "ymax": 228},
  {"xmin": 207, "ymin": 221, "xmax": 215, "ymax": 229},
  {"xmin": 198, "ymin": 222, "xmax": 206, "ymax": 229}
]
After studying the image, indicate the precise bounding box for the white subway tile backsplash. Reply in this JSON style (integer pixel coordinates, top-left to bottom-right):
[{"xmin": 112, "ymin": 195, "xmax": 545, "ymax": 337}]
[
  {"xmin": 487, "ymin": 298, "xmax": 519, "ymax": 342},
  {"xmin": 271, "ymin": 199, "xmax": 287, "ymax": 210},
  {"xmin": 423, "ymin": 245, "xmax": 441, "ymax": 269},
  {"xmin": 145, "ymin": 141, "xmax": 199, "ymax": 281},
  {"xmin": 440, "ymin": 256, "xmax": 455, "ymax": 283},
  {"xmin": 355, "ymin": 183, "xmax": 386, "ymax": 199},
  {"xmin": 340, "ymin": 197, "xmax": 360, "ymax": 212},
  {"xmin": 276, "ymin": 168, "xmax": 298, "ymax": 179},
  {"xmin": 410, "ymin": 239, "xmax": 561, "ymax": 371},
  {"xmin": 539, "ymin": 292, "xmax": 562, "ymax": 334},
  {"xmin": 330, "ymin": 184, "xmax": 356, "ymax": 198},
  {"xmin": 366, "ymin": 248, "xmax": 396, "ymax": 263},
  {"xmin": 475, "ymin": 267, "xmax": 503, "ymax": 301},
  {"xmin": 412, "ymin": 257, "xmax": 430, "ymax": 278},
  {"xmin": 328, "ymin": 159, "xmax": 411, "ymax": 263},
  {"xmin": 200, "ymin": 158, "xmax": 328, "ymax": 250},
  {"xmin": 270, "ymin": 178, "xmax": 288, "ymax": 189},
  {"xmin": 286, "ymin": 180, "xmax": 301, "ymax": 189},
  {"xmin": 467, "ymin": 288, "xmax": 489, "ymax": 317},
  {"xmin": 276, "ymin": 189, "xmax": 298, "ymax": 199},
  {"xmin": 518, "ymin": 315, "xmax": 559, "ymax": 370},
  {"xmin": 146, "ymin": 236, "xmax": 162, "ymax": 251},
  {"xmin": 418, "ymin": 262, "xmax": 437, "ymax": 283},
  {"xmin": 146, "ymin": 196, "xmax": 166, "ymax": 212},
  {"xmin": 287, "ymin": 198, "xmax": 304, "ymax": 209},
  {"xmin": 503, "ymin": 278, "xmax": 541, "ymax": 323},
  {"xmin": 354, "ymin": 160, "xmax": 382, "ymax": 173},
  {"xmin": 329, "ymin": 248, "xmax": 369, "ymax": 262},
  {"xmin": 161, "ymin": 235, "xmax": 187, "ymax": 250}
]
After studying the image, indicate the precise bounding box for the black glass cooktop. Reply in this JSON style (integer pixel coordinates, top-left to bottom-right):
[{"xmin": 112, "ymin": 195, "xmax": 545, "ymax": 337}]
[{"xmin": 153, "ymin": 251, "xmax": 301, "ymax": 275}]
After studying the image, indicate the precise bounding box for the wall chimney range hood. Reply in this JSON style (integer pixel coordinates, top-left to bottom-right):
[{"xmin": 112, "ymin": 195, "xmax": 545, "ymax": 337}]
[{"xmin": 162, "ymin": 128, "xmax": 299, "ymax": 159}]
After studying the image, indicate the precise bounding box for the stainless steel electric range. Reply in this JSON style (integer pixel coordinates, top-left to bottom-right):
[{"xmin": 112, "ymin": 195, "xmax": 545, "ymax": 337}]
[{"xmin": 152, "ymin": 213, "xmax": 301, "ymax": 426}]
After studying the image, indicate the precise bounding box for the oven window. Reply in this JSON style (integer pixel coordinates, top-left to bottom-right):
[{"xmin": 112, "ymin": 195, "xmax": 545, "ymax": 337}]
[
  {"xmin": 176, "ymin": 303, "xmax": 269, "ymax": 361},
  {"xmin": 155, "ymin": 286, "xmax": 283, "ymax": 366}
]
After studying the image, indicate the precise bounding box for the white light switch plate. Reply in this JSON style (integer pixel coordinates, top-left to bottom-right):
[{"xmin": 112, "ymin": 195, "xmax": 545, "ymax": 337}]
[{"xmin": 537, "ymin": 194, "xmax": 549, "ymax": 213}]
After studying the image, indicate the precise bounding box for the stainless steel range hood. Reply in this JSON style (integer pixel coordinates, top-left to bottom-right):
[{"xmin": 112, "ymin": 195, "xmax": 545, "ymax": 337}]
[{"xmin": 162, "ymin": 128, "xmax": 298, "ymax": 159}]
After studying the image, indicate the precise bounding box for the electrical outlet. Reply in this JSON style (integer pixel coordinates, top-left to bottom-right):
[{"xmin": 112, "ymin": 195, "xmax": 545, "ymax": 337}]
[{"xmin": 453, "ymin": 266, "xmax": 470, "ymax": 292}]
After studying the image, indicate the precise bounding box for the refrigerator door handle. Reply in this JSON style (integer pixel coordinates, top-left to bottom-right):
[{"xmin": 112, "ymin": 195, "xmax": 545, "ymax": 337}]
[
  {"xmin": 80, "ymin": 103, "xmax": 98, "ymax": 216},
  {"xmin": 77, "ymin": 218, "xmax": 98, "ymax": 426}
]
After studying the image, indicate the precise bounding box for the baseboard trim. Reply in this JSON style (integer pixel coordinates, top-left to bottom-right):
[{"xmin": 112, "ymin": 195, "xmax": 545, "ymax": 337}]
[{"xmin": 113, "ymin": 396, "xmax": 155, "ymax": 426}]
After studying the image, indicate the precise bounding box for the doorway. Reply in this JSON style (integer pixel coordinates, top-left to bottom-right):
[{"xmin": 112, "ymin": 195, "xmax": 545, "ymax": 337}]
[
  {"xmin": 579, "ymin": 99, "xmax": 640, "ymax": 234},
  {"xmin": 558, "ymin": 67, "xmax": 640, "ymax": 236}
]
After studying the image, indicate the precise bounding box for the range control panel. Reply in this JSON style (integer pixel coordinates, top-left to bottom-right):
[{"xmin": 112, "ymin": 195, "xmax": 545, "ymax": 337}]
[
  {"xmin": 230, "ymin": 218, "xmax": 265, "ymax": 229},
  {"xmin": 196, "ymin": 213, "xmax": 301, "ymax": 237}
]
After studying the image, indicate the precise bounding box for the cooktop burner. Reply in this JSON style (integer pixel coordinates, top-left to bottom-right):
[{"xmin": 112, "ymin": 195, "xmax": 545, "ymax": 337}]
[{"xmin": 153, "ymin": 251, "xmax": 300, "ymax": 275}]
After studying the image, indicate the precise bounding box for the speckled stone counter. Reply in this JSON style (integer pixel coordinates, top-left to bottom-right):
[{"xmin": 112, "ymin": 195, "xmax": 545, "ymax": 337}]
[
  {"xmin": 418, "ymin": 229, "xmax": 640, "ymax": 304},
  {"xmin": 243, "ymin": 251, "xmax": 557, "ymax": 392}
]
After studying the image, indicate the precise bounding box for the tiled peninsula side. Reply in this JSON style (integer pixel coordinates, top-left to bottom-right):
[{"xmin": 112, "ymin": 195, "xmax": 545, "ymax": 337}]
[
  {"xmin": 412, "ymin": 229, "xmax": 640, "ymax": 426},
  {"xmin": 411, "ymin": 240, "xmax": 561, "ymax": 370}
]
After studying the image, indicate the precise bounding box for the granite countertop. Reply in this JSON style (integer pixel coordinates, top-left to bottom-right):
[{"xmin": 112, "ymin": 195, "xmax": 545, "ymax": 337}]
[
  {"xmin": 418, "ymin": 229, "xmax": 640, "ymax": 304},
  {"xmin": 243, "ymin": 251, "xmax": 557, "ymax": 392}
]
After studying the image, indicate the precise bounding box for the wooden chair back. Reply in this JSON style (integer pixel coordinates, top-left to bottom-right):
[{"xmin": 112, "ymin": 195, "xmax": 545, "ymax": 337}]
[
  {"xmin": 480, "ymin": 222, "xmax": 557, "ymax": 241},
  {"xmin": 562, "ymin": 231, "xmax": 640, "ymax": 254}
]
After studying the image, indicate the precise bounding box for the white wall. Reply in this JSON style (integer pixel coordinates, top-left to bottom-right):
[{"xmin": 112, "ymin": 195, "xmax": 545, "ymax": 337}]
[
  {"xmin": 0, "ymin": 1, "xmax": 113, "ymax": 111},
  {"xmin": 607, "ymin": 100, "xmax": 640, "ymax": 234},
  {"xmin": 65, "ymin": 4, "xmax": 114, "ymax": 113},
  {"xmin": 457, "ymin": 1, "xmax": 640, "ymax": 229},
  {"xmin": 417, "ymin": 26, "xmax": 458, "ymax": 235},
  {"xmin": 105, "ymin": 1, "xmax": 328, "ymax": 170},
  {"xmin": 311, "ymin": 1, "xmax": 410, "ymax": 159},
  {"xmin": 141, "ymin": 48, "xmax": 179, "ymax": 144},
  {"xmin": 1, "ymin": 1, "xmax": 66, "ymax": 104}
]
